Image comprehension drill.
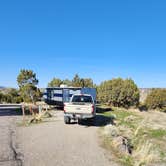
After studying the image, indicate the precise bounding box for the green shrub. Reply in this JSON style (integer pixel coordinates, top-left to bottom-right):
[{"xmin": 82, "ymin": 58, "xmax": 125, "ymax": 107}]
[
  {"xmin": 0, "ymin": 92, "xmax": 6, "ymax": 103},
  {"xmin": 97, "ymin": 78, "xmax": 140, "ymax": 108},
  {"xmin": 145, "ymin": 89, "xmax": 166, "ymax": 110},
  {"xmin": 0, "ymin": 89, "xmax": 23, "ymax": 104}
]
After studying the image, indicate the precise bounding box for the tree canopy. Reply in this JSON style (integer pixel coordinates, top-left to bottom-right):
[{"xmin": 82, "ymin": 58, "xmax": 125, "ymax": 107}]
[
  {"xmin": 48, "ymin": 78, "xmax": 62, "ymax": 87},
  {"xmin": 48, "ymin": 74, "xmax": 94, "ymax": 88},
  {"xmin": 17, "ymin": 69, "xmax": 40, "ymax": 103}
]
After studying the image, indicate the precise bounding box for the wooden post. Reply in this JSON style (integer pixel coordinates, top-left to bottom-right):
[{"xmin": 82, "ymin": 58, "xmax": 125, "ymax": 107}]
[
  {"xmin": 39, "ymin": 105, "xmax": 42, "ymax": 114},
  {"xmin": 29, "ymin": 105, "xmax": 34, "ymax": 116},
  {"xmin": 22, "ymin": 104, "xmax": 25, "ymax": 125}
]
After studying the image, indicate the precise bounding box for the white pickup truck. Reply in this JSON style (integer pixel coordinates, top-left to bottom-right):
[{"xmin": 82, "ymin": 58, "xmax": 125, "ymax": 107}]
[{"xmin": 64, "ymin": 94, "xmax": 96, "ymax": 124}]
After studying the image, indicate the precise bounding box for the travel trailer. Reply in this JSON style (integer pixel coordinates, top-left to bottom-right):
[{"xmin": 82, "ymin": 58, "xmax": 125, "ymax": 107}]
[{"xmin": 43, "ymin": 86, "xmax": 96, "ymax": 106}]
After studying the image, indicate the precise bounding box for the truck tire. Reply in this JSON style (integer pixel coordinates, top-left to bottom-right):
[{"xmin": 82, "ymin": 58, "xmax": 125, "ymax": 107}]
[
  {"xmin": 78, "ymin": 118, "xmax": 82, "ymax": 125},
  {"xmin": 64, "ymin": 116, "xmax": 70, "ymax": 124}
]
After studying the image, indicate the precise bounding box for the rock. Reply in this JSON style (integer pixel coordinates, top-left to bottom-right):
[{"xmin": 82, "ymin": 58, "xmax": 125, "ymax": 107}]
[
  {"xmin": 104, "ymin": 124, "xmax": 120, "ymax": 137},
  {"xmin": 103, "ymin": 124, "xmax": 133, "ymax": 155},
  {"xmin": 112, "ymin": 136, "xmax": 132, "ymax": 155},
  {"xmin": 112, "ymin": 136, "xmax": 127, "ymax": 154}
]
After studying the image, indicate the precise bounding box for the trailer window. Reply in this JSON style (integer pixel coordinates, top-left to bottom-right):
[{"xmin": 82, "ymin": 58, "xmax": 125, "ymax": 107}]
[{"xmin": 72, "ymin": 95, "xmax": 93, "ymax": 103}]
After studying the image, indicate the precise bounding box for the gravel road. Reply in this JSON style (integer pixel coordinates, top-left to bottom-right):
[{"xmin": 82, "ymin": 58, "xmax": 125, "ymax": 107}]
[{"xmin": 17, "ymin": 111, "xmax": 118, "ymax": 166}]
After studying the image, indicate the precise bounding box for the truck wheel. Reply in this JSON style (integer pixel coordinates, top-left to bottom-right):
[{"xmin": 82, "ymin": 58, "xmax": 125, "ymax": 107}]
[
  {"xmin": 78, "ymin": 118, "xmax": 82, "ymax": 125},
  {"xmin": 64, "ymin": 116, "xmax": 70, "ymax": 124}
]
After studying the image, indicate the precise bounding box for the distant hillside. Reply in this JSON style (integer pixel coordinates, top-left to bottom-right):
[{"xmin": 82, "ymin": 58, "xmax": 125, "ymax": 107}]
[
  {"xmin": 0, "ymin": 87, "xmax": 17, "ymax": 94},
  {"xmin": 139, "ymin": 88, "xmax": 166, "ymax": 103},
  {"xmin": 0, "ymin": 86, "xmax": 5, "ymax": 89},
  {"xmin": 139, "ymin": 88, "xmax": 152, "ymax": 103}
]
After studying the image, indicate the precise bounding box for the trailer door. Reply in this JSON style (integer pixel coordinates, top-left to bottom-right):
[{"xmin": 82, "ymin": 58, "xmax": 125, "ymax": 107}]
[{"xmin": 63, "ymin": 89, "xmax": 70, "ymax": 103}]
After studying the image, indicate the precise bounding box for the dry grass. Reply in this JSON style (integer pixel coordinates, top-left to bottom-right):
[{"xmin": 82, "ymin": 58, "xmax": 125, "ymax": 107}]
[
  {"xmin": 133, "ymin": 141, "xmax": 158, "ymax": 166},
  {"xmin": 100, "ymin": 106, "xmax": 166, "ymax": 166}
]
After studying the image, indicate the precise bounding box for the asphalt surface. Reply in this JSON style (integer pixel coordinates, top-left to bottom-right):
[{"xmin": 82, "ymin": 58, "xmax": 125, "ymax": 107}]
[
  {"xmin": 0, "ymin": 107, "xmax": 23, "ymax": 166},
  {"xmin": 17, "ymin": 111, "xmax": 118, "ymax": 166}
]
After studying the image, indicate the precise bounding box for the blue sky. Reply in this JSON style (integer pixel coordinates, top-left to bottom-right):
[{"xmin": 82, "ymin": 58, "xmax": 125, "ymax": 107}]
[{"xmin": 0, "ymin": 0, "xmax": 166, "ymax": 88}]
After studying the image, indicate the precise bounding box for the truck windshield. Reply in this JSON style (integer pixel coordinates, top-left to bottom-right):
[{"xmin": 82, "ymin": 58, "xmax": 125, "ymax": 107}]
[{"xmin": 72, "ymin": 95, "xmax": 93, "ymax": 103}]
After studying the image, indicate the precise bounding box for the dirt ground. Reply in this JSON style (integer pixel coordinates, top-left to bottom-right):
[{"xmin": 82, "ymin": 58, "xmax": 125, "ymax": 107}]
[
  {"xmin": 17, "ymin": 111, "xmax": 118, "ymax": 166},
  {"xmin": 132, "ymin": 109, "xmax": 166, "ymax": 130}
]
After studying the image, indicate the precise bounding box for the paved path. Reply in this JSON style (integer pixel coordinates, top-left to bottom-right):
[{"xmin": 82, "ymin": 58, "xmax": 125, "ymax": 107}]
[
  {"xmin": 18, "ymin": 111, "xmax": 118, "ymax": 166},
  {"xmin": 0, "ymin": 108, "xmax": 22, "ymax": 166}
]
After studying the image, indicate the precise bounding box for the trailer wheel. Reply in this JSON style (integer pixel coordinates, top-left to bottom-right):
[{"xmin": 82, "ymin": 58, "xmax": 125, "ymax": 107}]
[{"xmin": 64, "ymin": 116, "xmax": 70, "ymax": 124}]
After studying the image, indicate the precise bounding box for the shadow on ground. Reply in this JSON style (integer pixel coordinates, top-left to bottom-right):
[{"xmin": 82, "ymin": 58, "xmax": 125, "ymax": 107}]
[
  {"xmin": 77, "ymin": 114, "xmax": 115, "ymax": 127},
  {"xmin": 0, "ymin": 108, "xmax": 22, "ymax": 116},
  {"xmin": 138, "ymin": 104, "xmax": 148, "ymax": 112},
  {"xmin": 96, "ymin": 106, "xmax": 112, "ymax": 113}
]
